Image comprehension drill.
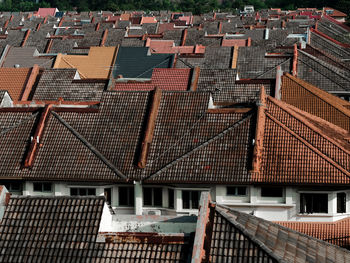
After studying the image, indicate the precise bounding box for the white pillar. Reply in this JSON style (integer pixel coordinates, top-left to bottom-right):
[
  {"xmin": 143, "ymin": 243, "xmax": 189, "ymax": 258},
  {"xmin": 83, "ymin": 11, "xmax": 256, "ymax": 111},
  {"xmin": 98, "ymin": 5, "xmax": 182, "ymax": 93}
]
[
  {"xmin": 22, "ymin": 181, "xmax": 32, "ymax": 196},
  {"xmin": 285, "ymin": 187, "xmax": 293, "ymax": 205},
  {"xmin": 175, "ymin": 189, "xmax": 182, "ymax": 212},
  {"xmin": 134, "ymin": 181, "xmax": 143, "ymax": 215},
  {"xmin": 329, "ymin": 192, "xmax": 336, "ymax": 214},
  {"xmin": 250, "ymin": 186, "xmax": 257, "ymax": 204}
]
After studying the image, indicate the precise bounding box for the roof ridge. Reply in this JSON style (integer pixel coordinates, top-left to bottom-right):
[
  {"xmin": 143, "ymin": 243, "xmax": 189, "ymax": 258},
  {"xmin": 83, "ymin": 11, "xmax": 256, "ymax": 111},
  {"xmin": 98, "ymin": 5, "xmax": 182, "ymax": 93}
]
[
  {"xmin": 216, "ymin": 204, "xmax": 350, "ymax": 255},
  {"xmin": 215, "ymin": 205, "xmax": 288, "ymax": 263},
  {"xmin": 143, "ymin": 111, "xmax": 254, "ymax": 182},
  {"xmin": 283, "ymin": 73, "xmax": 350, "ymax": 118},
  {"xmin": 60, "ymin": 56, "xmax": 87, "ymax": 79},
  {"xmin": 298, "ymin": 50, "xmax": 350, "ymax": 81},
  {"xmin": 275, "ymin": 216, "xmax": 350, "ymax": 226},
  {"xmin": 10, "ymin": 195, "xmax": 106, "ymax": 200},
  {"xmin": 307, "ymin": 44, "xmax": 349, "ymax": 70},
  {"xmin": 269, "ymin": 97, "xmax": 350, "ymax": 155},
  {"xmin": 0, "ymin": 112, "xmax": 38, "ymax": 137},
  {"xmin": 265, "ymin": 111, "xmax": 350, "ymax": 181},
  {"xmin": 51, "ymin": 111, "xmax": 128, "ymax": 181}
]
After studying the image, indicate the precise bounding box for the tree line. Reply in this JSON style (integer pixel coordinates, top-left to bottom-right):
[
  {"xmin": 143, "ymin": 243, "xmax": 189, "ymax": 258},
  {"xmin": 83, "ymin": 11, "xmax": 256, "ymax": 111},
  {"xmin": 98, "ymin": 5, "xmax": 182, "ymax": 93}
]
[{"xmin": 0, "ymin": 0, "xmax": 348, "ymax": 18}]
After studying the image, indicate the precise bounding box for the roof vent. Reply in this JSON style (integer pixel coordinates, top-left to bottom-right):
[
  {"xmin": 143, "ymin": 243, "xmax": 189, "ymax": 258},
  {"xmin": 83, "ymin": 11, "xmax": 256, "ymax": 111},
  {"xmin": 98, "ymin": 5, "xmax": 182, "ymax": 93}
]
[{"xmin": 14, "ymin": 64, "xmax": 20, "ymax": 68}]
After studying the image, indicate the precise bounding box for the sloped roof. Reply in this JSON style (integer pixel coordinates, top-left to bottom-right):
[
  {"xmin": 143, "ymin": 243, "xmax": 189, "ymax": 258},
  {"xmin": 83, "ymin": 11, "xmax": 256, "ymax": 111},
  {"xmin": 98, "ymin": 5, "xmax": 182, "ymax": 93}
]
[
  {"xmin": 54, "ymin": 46, "xmax": 118, "ymax": 79},
  {"xmin": 113, "ymin": 47, "xmax": 174, "ymax": 78},
  {"xmin": 33, "ymin": 68, "xmax": 107, "ymax": 101},
  {"xmin": 0, "ymin": 196, "xmax": 104, "ymax": 263},
  {"xmin": 36, "ymin": 8, "xmax": 57, "ymax": 17},
  {"xmin": 281, "ymin": 73, "xmax": 350, "ymax": 132},
  {"xmin": 276, "ymin": 217, "xmax": 350, "ymax": 249},
  {"xmin": 257, "ymin": 96, "xmax": 350, "ymax": 185},
  {"xmin": 193, "ymin": 192, "xmax": 350, "ymax": 263},
  {"xmin": 113, "ymin": 68, "xmax": 191, "ymax": 91},
  {"xmin": 2, "ymin": 47, "xmax": 54, "ymax": 68},
  {"xmin": 0, "ymin": 68, "xmax": 31, "ymax": 101}
]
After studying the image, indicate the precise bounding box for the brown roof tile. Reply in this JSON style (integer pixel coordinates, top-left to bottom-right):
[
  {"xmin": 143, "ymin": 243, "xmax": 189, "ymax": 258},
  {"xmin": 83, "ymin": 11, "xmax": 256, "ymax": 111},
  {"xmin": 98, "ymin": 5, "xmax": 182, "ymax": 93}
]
[{"xmin": 0, "ymin": 68, "xmax": 31, "ymax": 101}]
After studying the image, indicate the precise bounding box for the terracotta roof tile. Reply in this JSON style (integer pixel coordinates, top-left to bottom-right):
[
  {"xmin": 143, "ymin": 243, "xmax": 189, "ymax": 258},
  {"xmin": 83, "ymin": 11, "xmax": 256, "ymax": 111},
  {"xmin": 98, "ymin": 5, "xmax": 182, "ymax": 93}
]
[
  {"xmin": 113, "ymin": 68, "xmax": 191, "ymax": 91},
  {"xmin": 257, "ymin": 97, "xmax": 350, "ymax": 185},
  {"xmin": 276, "ymin": 218, "xmax": 350, "ymax": 249},
  {"xmin": 0, "ymin": 68, "xmax": 31, "ymax": 101},
  {"xmin": 281, "ymin": 73, "xmax": 350, "ymax": 132}
]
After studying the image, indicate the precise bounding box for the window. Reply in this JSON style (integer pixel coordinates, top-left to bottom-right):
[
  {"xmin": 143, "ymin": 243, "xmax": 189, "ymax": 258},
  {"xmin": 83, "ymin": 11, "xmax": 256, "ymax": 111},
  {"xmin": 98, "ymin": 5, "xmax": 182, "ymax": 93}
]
[
  {"xmin": 168, "ymin": 189, "xmax": 174, "ymax": 209},
  {"xmin": 300, "ymin": 193, "xmax": 328, "ymax": 214},
  {"xmin": 143, "ymin": 187, "xmax": 163, "ymax": 207},
  {"xmin": 119, "ymin": 187, "xmax": 134, "ymax": 206},
  {"xmin": 337, "ymin": 192, "xmax": 346, "ymax": 213},
  {"xmin": 104, "ymin": 188, "xmax": 112, "ymax": 204},
  {"xmin": 70, "ymin": 188, "xmax": 96, "ymax": 196},
  {"xmin": 227, "ymin": 186, "xmax": 247, "ymax": 196},
  {"xmin": 182, "ymin": 190, "xmax": 201, "ymax": 209},
  {"xmin": 33, "ymin": 183, "xmax": 52, "ymax": 192},
  {"xmin": 4, "ymin": 182, "xmax": 22, "ymax": 192},
  {"xmin": 261, "ymin": 187, "xmax": 283, "ymax": 197}
]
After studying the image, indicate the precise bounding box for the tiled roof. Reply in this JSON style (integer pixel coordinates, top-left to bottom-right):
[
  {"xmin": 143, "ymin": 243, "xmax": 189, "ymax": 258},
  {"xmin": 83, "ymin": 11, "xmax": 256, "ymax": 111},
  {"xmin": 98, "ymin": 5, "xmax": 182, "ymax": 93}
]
[
  {"xmin": 276, "ymin": 218, "xmax": 350, "ymax": 249},
  {"xmin": 281, "ymin": 73, "xmax": 350, "ymax": 132},
  {"xmin": 36, "ymin": 8, "xmax": 57, "ymax": 17},
  {"xmin": 113, "ymin": 47, "xmax": 174, "ymax": 78},
  {"xmin": 0, "ymin": 196, "xmax": 104, "ymax": 263},
  {"xmin": 257, "ymin": 96, "xmax": 350, "ymax": 185},
  {"xmin": 54, "ymin": 46, "xmax": 118, "ymax": 79},
  {"xmin": 2, "ymin": 47, "xmax": 54, "ymax": 69},
  {"xmin": 211, "ymin": 204, "xmax": 350, "ymax": 262},
  {"xmin": 113, "ymin": 68, "xmax": 191, "ymax": 91},
  {"xmin": 297, "ymin": 50, "xmax": 350, "ymax": 93},
  {"xmin": 0, "ymin": 68, "xmax": 31, "ymax": 101},
  {"xmin": 33, "ymin": 68, "xmax": 106, "ymax": 101}
]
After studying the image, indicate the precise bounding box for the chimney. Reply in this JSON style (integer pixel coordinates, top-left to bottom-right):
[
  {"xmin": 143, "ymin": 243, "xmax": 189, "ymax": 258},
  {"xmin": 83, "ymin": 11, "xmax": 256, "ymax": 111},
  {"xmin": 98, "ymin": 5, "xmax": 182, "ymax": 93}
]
[
  {"xmin": 181, "ymin": 28, "xmax": 188, "ymax": 46},
  {"xmin": 100, "ymin": 29, "xmax": 108, "ymax": 46},
  {"xmin": 274, "ymin": 66, "xmax": 283, "ymax": 100},
  {"xmin": 137, "ymin": 88, "xmax": 162, "ymax": 168},
  {"xmin": 252, "ymin": 86, "xmax": 266, "ymax": 173},
  {"xmin": 21, "ymin": 29, "xmax": 31, "ymax": 47},
  {"xmin": 189, "ymin": 67, "xmax": 200, "ymax": 91},
  {"xmin": 264, "ymin": 28, "xmax": 269, "ymax": 40},
  {"xmin": 21, "ymin": 64, "xmax": 39, "ymax": 101},
  {"xmin": 292, "ymin": 44, "xmax": 298, "ymax": 76},
  {"xmin": 23, "ymin": 104, "xmax": 53, "ymax": 168}
]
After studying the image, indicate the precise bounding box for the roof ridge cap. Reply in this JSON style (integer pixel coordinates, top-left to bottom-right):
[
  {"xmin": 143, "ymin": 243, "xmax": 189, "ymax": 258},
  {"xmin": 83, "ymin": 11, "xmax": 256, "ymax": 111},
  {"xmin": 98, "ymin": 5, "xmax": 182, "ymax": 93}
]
[
  {"xmin": 51, "ymin": 111, "xmax": 128, "ymax": 181},
  {"xmin": 143, "ymin": 112, "xmax": 254, "ymax": 182},
  {"xmin": 283, "ymin": 73, "xmax": 350, "ymax": 118},
  {"xmin": 216, "ymin": 204, "xmax": 350, "ymax": 256},
  {"xmin": 265, "ymin": 111, "xmax": 350, "ymax": 181},
  {"xmin": 215, "ymin": 205, "xmax": 288, "ymax": 263},
  {"xmin": 268, "ymin": 97, "xmax": 350, "ymax": 155},
  {"xmin": 298, "ymin": 50, "xmax": 350, "ymax": 81}
]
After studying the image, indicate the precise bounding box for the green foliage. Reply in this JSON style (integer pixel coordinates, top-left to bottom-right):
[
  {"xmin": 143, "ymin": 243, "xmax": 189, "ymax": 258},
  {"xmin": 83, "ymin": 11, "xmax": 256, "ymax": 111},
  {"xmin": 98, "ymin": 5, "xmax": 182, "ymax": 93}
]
[{"xmin": 0, "ymin": 0, "xmax": 348, "ymax": 21}]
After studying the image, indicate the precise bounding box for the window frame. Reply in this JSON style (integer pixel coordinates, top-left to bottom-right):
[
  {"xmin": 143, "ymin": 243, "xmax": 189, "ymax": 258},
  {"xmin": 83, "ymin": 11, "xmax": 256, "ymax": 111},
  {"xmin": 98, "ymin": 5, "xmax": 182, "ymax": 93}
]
[
  {"xmin": 226, "ymin": 186, "xmax": 247, "ymax": 196},
  {"xmin": 143, "ymin": 187, "xmax": 163, "ymax": 207},
  {"xmin": 300, "ymin": 192, "xmax": 329, "ymax": 214},
  {"xmin": 182, "ymin": 190, "xmax": 201, "ymax": 210},
  {"xmin": 70, "ymin": 187, "xmax": 96, "ymax": 196},
  {"xmin": 33, "ymin": 182, "xmax": 53, "ymax": 193},
  {"xmin": 118, "ymin": 186, "xmax": 134, "ymax": 207},
  {"xmin": 337, "ymin": 192, "xmax": 346, "ymax": 214}
]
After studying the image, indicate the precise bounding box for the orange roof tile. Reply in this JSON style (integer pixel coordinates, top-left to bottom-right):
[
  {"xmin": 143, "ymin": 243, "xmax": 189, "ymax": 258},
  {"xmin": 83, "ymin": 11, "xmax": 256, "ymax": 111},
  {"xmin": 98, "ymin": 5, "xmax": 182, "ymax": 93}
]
[
  {"xmin": 276, "ymin": 218, "xmax": 350, "ymax": 249},
  {"xmin": 255, "ymin": 96, "xmax": 350, "ymax": 185},
  {"xmin": 281, "ymin": 73, "xmax": 350, "ymax": 132},
  {"xmin": 0, "ymin": 68, "xmax": 32, "ymax": 101},
  {"xmin": 53, "ymin": 47, "xmax": 118, "ymax": 79}
]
